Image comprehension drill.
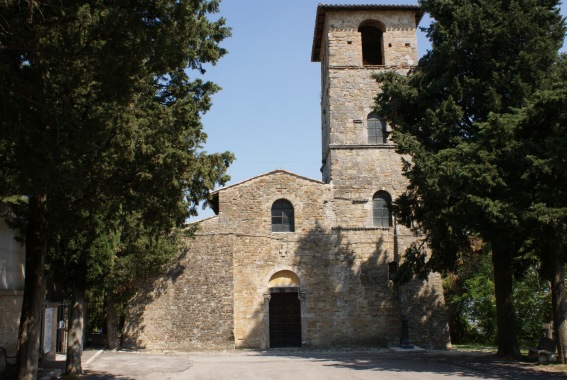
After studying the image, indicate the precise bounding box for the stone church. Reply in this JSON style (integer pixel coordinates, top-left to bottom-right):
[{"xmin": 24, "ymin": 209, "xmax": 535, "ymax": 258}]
[{"xmin": 124, "ymin": 4, "xmax": 451, "ymax": 350}]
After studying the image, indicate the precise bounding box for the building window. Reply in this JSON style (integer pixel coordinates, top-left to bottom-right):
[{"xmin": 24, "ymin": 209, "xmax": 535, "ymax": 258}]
[
  {"xmin": 359, "ymin": 23, "xmax": 384, "ymax": 65},
  {"xmin": 272, "ymin": 199, "xmax": 295, "ymax": 232},
  {"xmin": 373, "ymin": 191, "xmax": 392, "ymax": 227},
  {"xmin": 368, "ymin": 112, "xmax": 387, "ymax": 144}
]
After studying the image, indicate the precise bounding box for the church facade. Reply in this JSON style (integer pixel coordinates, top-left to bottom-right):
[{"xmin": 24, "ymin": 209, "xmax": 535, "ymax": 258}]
[{"xmin": 124, "ymin": 4, "xmax": 451, "ymax": 351}]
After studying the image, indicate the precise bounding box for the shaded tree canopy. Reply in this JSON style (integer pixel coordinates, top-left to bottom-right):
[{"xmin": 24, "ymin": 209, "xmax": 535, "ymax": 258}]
[
  {"xmin": 0, "ymin": 0, "xmax": 233, "ymax": 378},
  {"xmin": 374, "ymin": 0, "xmax": 565, "ymax": 358}
]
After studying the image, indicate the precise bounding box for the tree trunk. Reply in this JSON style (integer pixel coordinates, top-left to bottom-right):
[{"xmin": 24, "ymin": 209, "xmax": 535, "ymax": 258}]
[
  {"xmin": 106, "ymin": 293, "xmax": 119, "ymax": 350},
  {"xmin": 444, "ymin": 273, "xmax": 466, "ymax": 344},
  {"xmin": 491, "ymin": 240, "xmax": 521, "ymax": 358},
  {"xmin": 16, "ymin": 194, "xmax": 47, "ymax": 380},
  {"xmin": 550, "ymin": 247, "xmax": 567, "ymax": 364},
  {"xmin": 66, "ymin": 281, "xmax": 85, "ymax": 375}
]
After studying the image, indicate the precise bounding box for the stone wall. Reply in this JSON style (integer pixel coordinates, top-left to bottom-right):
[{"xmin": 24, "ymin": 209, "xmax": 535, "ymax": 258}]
[
  {"xmin": 0, "ymin": 220, "xmax": 25, "ymax": 291},
  {"xmin": 400, "ymin": 273, "xmax": 452, "ymax": 349},
  {"xmin": 320, "ymin": 8, "xmax": 416, "ymax": 182},
  {"xmin": 126, "ymin": 169, "xmax": 450, "ymax": 351},
  {"xmin": 230, "ymin": 172, "xmax": 446, "ymax": 348},
  {"xmin": 324, "ymin": 10, "xmax": 418, "ymax": 67},
  {"xmin": 0, "ymin": 219, "xmax": 25, "ymax": 355},
  {"xmin": 219, "ymin": 171, "xmax": 406, "ymax": 348},
  {"xmin": 123, "ymin": 217, "xmax": 235, "ymax": 351},
  {"xmin": 328, "ymin": 147, "xmax": 409, "ymax": 227},
  {"xmin": 235, "ymin": 171, "xmax": 448, "ymax": 348},
  {"xmin": 319, "ymin": 7, "xmax": 450, "ymax": 349},
  {"xmin": 218, "ymin": 171, "xmax": 332, "ymax": 348},
  {"xmin": 0, "ymin": 290, "xmax": 23, "ymax": 355}
]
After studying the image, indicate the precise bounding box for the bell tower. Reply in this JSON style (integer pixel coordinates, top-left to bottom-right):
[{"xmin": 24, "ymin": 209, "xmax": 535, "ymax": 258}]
[
  {"xmin": 308, "ymin": 5, "xmax": 451, "ymax": 350},
  {"xmin": 311, "ymin": 4, "xmax": 423, "ymax": 227}
]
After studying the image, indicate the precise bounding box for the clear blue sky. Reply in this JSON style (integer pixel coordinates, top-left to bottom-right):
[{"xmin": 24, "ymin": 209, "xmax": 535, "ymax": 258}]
[{"xmin": 196, "ymin": 0, "xmax": 567, "ymax": 219}]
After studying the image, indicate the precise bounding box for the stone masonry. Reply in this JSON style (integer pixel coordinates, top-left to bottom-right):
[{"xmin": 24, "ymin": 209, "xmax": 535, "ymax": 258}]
[
  {"xmin": 0, "ymin": 218, "xmax": 25, "ymax": 355},
  {"xmin": 124, "ymin": 4, "xmax": 451, "ymax": 351},
  {"xmin": 123, "ymin": 222, "xmax": 235, "ymax": 351}
]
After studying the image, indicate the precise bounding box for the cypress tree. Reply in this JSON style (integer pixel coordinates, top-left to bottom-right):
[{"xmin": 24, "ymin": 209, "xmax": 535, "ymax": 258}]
[
  {"xmin": 375, "ymin": 0, "xmax": 565, "ymax": 357},
  {"xmin": 0, "ymin": 1, "xmax": 233, "ymax": 377}
]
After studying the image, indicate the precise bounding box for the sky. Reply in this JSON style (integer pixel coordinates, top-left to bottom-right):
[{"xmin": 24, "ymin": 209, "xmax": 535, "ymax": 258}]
[{"xmin": 196, "ymin": 0, "xmax": 567, "ymax": 220}]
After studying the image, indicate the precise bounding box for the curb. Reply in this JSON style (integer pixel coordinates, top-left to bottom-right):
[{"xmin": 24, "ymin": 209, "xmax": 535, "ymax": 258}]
[{"xmin": 84, "ymin": 349, "xmax": 104, "ymax": 366}]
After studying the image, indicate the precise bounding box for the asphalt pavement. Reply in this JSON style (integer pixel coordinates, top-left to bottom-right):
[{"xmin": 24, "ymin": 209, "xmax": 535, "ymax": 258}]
[{"xmin": 61, "ymin": 348, "xmax": 567, "ymax": 380}]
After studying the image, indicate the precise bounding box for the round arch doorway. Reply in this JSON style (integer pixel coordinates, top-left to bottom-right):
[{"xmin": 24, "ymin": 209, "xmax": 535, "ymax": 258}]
[{"xmin": 268, "ymin": 270, "xmax": 302, "ymax": 348}]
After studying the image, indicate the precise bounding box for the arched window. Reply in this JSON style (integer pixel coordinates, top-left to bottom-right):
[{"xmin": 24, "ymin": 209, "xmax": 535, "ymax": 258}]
[
  {"xmin": 373, "ymin": 191, "xmax": 392, "ymax": 227},
  {"xmin": 272, "ymin": 199, "xmax": 294, "ymax": 232},
  {"xmin": 368, "ymin": 112, "xmax": 387, "ymax": 144},
  {"xmin": 359, "ymin": 23, "xmax": 384, "ymax": 65}
]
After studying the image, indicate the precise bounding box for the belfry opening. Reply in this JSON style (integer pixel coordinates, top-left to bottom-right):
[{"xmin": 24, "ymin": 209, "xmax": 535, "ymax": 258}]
[{"xmin": 359, "ymin": 21, "xmax": 385, "ymax": 65}]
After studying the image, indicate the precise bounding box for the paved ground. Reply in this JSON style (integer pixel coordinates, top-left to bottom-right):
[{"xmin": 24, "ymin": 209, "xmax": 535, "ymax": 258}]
[{"xmin": 49, "ymin": 348, "xmax": 566, "ymax": 380}]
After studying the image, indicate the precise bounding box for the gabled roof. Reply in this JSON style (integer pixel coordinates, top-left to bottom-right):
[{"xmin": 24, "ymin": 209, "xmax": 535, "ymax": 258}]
[
  {"xmin": 188, "ymin": 214, "xmax": 218, "ymax": 226},
  {"xmin": 208, "ymin": 169, "xmax": 324, "ymax": 215},
  {"xmin": 311, "ymin": 3, "xmax": 424, "ymax": 62},
  {"xmin": 212, "ymin": 169, "xmax": 323, "ymax": 195}
]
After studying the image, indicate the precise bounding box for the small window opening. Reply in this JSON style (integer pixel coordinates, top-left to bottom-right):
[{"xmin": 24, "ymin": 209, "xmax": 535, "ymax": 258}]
[
  {"xmin": 272, "ymin": 199, "xmax": 295, "ymax": 232},
  {"xmin": 368, "ymin": 112, "xmax": 387, "ymax": 144},
  {"xmin": 373, "ymin": 191, "xmax": 392, "ymax": 227}
]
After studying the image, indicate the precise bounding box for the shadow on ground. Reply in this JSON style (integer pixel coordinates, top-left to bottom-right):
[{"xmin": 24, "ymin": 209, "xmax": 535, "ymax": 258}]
[
  {"xmin": 37, "ymin": 348, "xmax": 565, "ymax": 380},
  {"xmin": 77, "ymin": 371, "xmax": 134, "ymax": 379},
  {"xmin": 251, "ymin": 349, "xmax": 565, "ymax": 379}
]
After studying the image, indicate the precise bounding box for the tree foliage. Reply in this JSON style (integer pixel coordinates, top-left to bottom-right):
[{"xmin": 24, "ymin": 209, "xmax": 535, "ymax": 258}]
[
  {"xmin": 444, "ymin": 250, "xmax": 551, "ymax": 347},
  {"xmin": 0, "ymin": 1, "xmax": 233, "ymax": 377},
  {"xmin": 374, "ymin": 0, "xmax": 565, "ymax": 358},
  {"xmin": 498, "ymin": 54, "xmax": 567, "ymax": 361}
]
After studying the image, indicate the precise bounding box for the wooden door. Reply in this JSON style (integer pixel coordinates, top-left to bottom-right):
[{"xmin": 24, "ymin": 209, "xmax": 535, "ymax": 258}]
[{"xmin": 269, "ymin": 292, "xmax": 301, "ymax": 347}]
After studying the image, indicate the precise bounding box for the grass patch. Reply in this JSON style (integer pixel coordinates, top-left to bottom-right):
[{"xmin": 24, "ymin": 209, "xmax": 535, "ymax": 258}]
[
  {"xmin": 452, "ymin": 344, "xmax": 533, "ymax": 355},
  {"xmin": 452, "ymin": 343, "xmax": 497, "ymax": 352}
]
